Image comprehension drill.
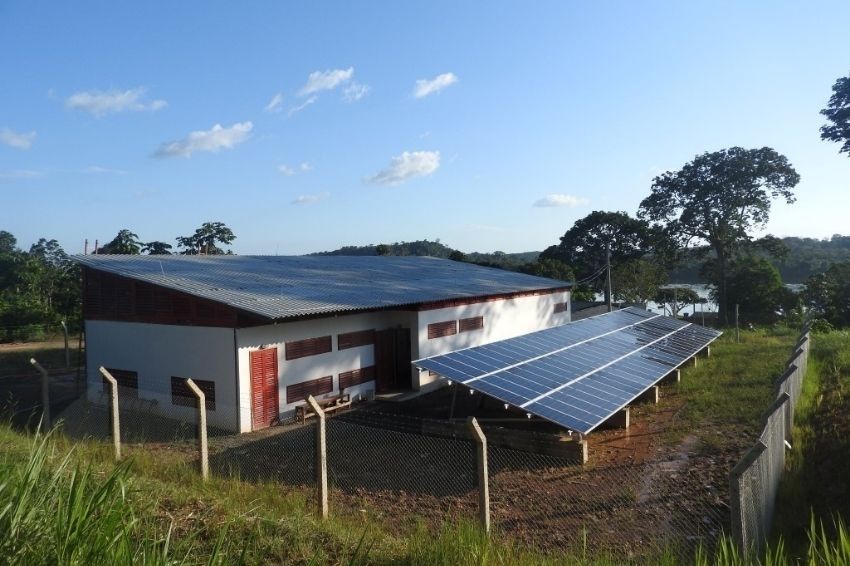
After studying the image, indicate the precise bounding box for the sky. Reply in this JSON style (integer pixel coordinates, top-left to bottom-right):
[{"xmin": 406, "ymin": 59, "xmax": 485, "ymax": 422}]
[{"xmin": 1, "ymin": 1, "xmax": 849, "ymax": 256}]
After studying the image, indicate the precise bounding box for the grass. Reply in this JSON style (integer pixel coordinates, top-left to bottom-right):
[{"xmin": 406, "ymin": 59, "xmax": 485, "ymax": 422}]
[
  {"xmin": 771, "ymin": 330, "xmax": 850, "ymax": 558},
  {"xmin": 0, "ymin": 339, "xmax": 84, "ymax": 376},
  {"xmin": 648, "ymin": 325, "xmax": 798, "ymax": 453}
]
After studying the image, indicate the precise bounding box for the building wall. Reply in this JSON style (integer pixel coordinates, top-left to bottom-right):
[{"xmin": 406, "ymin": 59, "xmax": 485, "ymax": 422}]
[
  {"xmin": 235, "ymin": 310, "xmax": 415, "ymax": 432},
  {"xmin": 414, "ymin": 290, "xmax": 571, "ymax": 389},
  {"xmin": 85, "ymin": 320, "xmax": 239, "ymax": 430}
]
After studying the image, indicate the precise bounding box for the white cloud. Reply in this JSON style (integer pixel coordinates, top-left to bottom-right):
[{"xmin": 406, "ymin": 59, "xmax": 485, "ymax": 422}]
[
  {"xmin": 84, "ymin": 165, "xmax": 126, "ymax": 175},
  {"xmin": 264, "ymin": 92, "xmax": 284, "ymax": 113},
  {"xmin": 298, "ymin": 67, "xmax": 354, "ymax": 96},
  {"xmin": 288, "ymin": 96, "xmax": 317, "ymax": 116},
  {"xmin": 153, "ymin": 122, "xmax": 252, "ymax": 158},
  {"xmin": 343, "ymin": 82, "xmax": 370, "ymax": 102},
  {"xmin": 0, "ymin": 128, "xmax": 36, "ymax": 150},
  {"xmin": 0, "ymin": 169, "xmax": 45, "ymax": 179},
  {"xmin": 413, "ymin": 72, "xmax": 458, "ymax": 99},
  {"xmin": 533, "ymin": 194, "xmax": 589, "ymax": 208},
  {"xmin": 279, "ymin": 162, "xmax": 313, "ymax": 176},
  {"xmin": 65, "ymin": 87, "xmax": 167, "ymax": 117},
  {"xmin": 292, "ymin": 192, "xmax": 329, "ymax": 205},
  {"xmin": 366, "ymin": 150, "xmax": 441, "ymax": 186}
]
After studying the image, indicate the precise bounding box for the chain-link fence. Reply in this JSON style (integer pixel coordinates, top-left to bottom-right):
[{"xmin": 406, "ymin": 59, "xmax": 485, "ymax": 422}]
[
  {"xmin": 729, "ymin": 326, "xmax": 811, "ymax": 554},
  {"xmin": 10, "ymin": 345, "xmax": 804, "ymax": 561}
]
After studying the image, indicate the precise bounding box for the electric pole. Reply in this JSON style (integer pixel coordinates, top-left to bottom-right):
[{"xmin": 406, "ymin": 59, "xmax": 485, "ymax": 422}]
[{"xmin": 606, "ymin": 243, "xmax": 613, "ymax": 312}]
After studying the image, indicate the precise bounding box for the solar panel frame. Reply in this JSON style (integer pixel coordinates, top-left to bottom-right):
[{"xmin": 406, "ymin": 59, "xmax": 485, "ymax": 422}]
[{"xmin": 413, "ymin": 307, "xmax": 721, "ymax": 434}]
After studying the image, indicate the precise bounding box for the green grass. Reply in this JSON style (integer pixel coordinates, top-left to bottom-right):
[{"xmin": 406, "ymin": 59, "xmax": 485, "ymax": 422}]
[
  {"xmin": 771, "ymin": 330, "xmax": 850, "ymax": 558},
  {"xmin": 0, "ymin": 339, "xmax": 84, "ymax": 376}
]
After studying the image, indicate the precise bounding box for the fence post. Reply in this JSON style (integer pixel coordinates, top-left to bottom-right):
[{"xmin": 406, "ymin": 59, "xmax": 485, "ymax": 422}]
[
  {"xmin": 307, "ymin": 395, "xmax": 328, "ymax": 519},
  {"xmin": 29, "ymin": 358, "xmax": 51, "ymax": 430},
  {"xmin": 185, "ymin": 379, "xmax": 209, "ymax": 480},
  {"xmin": 60, "ymin": 320, "xmax": 70, "ymax": 369},
  {"xmin": 467, "ymin": 417, "xmax": 490, "ymax": 534},
  {"xmin": 98, "ymin": 367, "xmax": 121, "ymax": 461}
]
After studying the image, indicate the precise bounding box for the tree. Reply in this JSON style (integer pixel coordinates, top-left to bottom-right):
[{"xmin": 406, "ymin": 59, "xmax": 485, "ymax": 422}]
[
  {"xmin": 805, "ymin": 261, "xmax": 850, "ymax": 327},
  {"xmin": 176, "ymin": 222, "xmax": 236, "ymax": 255},
  {"xmin": 612, "ymin": 259, "xmax": 666, "ymax": 304},
  {"xmin": 98, "ymin": 229, "xmax": 142, "ymax": 254},
  {"xmin": 448, "ymin": 249, "xmax": 466, "ymax": 262},
  {"xmin": 142, "ymin": 241, "xmax": 173, "ymax": 255},
  {"xmin": 821, "ymin": 71, "xmax": 850, "ymax": 156},
  {"xmin": 540, "ymin": 211, "xmax": 659, "ymax": 305},
  {"xmin": 375, "ymin": 244, "xmax": 390, "ymax": 256},
  {"xmin": 639, "ymin": 147, "xmax": 800, "ymax": 324},
  {"xmin": 520, "ymin": 258, "xmax": 575, "ymax": 282},
  {"xmin": 654, "ymin": 287, "xmax": 701, "ymax": 318},
  {"xmin": 718, "ymin": 257, "xmax": 791, "ymax": 324},
  {"xmin": 0, "ymin": 231, "xmax": 16, "ymax": 254}
]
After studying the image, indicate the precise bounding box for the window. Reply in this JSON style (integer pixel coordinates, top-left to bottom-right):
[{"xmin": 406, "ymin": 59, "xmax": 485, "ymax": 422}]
[
  {"xmin": 459, "ymin": 316, "xmax": 484, "ymax": 332},
  {"xmin": 428, "ymin": 320, "xmax": 457, "ymax": 339},
  {"xmin": 339, "ymin": 366, "xmax": 375, "ymax": 390},
  {"xmin": 337, "ymin": 329, "xmax": 376, "ymax": 350},
  {"xmin": 171, "ymin": 377, "xmax": 216, "ymax": 411},
  {"xmin": 553, "ymin": 302, "xmax": 568, "ymax": 314},
  {"xmin": 285, "ymin": 336, "xmax": 332, "ymax": 360},
  {"xmin": 286, "ymin": 376, "xmax": 333, "ymax": 404},
  {"xmin": 102, "ymin": 368, "xmax": 138, "ymax": 398}
]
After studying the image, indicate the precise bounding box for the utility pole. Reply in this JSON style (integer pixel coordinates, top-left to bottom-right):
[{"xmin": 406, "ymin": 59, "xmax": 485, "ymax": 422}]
[{"xmin": 606, "ymin": 243, "xmax": 613, "ymax": 312}]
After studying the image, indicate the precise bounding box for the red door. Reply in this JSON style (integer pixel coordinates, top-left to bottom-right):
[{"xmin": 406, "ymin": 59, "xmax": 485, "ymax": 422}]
[{"xmin": 250, "ymin": 348, "xmax": 279, "ymax": 430}]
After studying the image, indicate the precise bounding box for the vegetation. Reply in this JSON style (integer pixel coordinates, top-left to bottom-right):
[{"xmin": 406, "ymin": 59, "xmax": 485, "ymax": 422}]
[
  {"xmin": 804, "ymin": 261, "xmax": 850, "ymax": 328},
  {"xmin": 639, "ymin": 147, "xmax": 800, "ymax": 324},
  {"xmin": 718, "ymin": 257, "xmax": 799, "ymax": 325},
  {"xmin": 821, "ymin": 70, "xmax": 850, "ymax": 156},
  {"xmin": 0, "ymin": 231, "xmax": 79, "ymax": 342}
]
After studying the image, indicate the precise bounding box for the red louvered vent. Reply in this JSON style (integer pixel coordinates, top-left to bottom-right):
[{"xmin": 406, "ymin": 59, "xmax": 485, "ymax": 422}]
[
  {"xmin": 337, "ymin": 329, "xmax": 376, "ymax": 350},
  {"xmin": 285, "ymin": 336, "xmax": 332, "ymax": 360},
  {"xmin": 286, "ymin": 376, "xmax": 333, "ymax": 404},
  {"xmin": 553, "ymin": 302, "xmax": 568, "ymax": 314},
  {"xmin": 171, "ymin": 377, "xmax": 216, "ymax": 410},
  {"xmin": 428, "ymin": 320, "xmax": 457, "ymax": 339},
  {"xmin": 459, "ymin": 316, "xmax": 484, "ymax": 332},
  {"xmin": 339, "ymin": 366, "xmax": 376, "ymax": 390}
]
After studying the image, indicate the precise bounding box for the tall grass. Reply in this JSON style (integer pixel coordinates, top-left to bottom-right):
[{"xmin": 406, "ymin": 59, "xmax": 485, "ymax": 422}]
[{"xmin": 0, "ymin": 429, "xmax": 242, "ymax": 564}]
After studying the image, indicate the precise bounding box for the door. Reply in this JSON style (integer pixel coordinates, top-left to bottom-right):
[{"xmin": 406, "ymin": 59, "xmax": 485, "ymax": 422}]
[
  {"xmin": 250, "ymin": 348, "xmax": 279, "ymax": 430},
  {"xmin": 375, "ymin": 328, "xmax": 412, "ymax": 393}
]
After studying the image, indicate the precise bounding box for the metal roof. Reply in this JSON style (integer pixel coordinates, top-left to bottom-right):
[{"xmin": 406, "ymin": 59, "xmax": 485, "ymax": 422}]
[{"xmin": 74, "ymin": 254, "xmax": 571, "ymax": 321}]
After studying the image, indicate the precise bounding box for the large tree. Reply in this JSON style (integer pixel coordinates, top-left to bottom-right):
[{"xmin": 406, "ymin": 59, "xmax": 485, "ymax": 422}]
[
  {"xmin": 821, "ymin": 71, "xmax": 850, "ymax": 156},
  {"xmin": 719, "ymin": 257, "xmax": 792, "ymax": 324},
  {"xmin": 98, "ymin": 229, "xmax": 142, "ymax": 254},
  {"xmin": 639, "ymin": 147, "xmax": 799, "ymax": 324},
  {"xmin": 176, "ymin": 222, "xmax": 236, "ymax": 255},
  {"xmin": 805, "ymin": 261, "xmax": 850, "ymax": 327},
  {"xmin": 540, "ymin": 211, "xmax": 661, "ymax": 304}
]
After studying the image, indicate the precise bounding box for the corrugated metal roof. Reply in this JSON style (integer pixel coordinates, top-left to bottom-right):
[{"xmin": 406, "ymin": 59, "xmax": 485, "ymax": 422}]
[{"xmin": 74, "ymin": 255, "xmax": 571, "ymax": 321}]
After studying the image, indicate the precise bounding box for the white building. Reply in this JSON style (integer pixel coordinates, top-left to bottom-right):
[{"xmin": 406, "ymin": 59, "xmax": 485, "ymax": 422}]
[{"xmin": 77, "ymin": 255, "xmax": 572, "ymax": 432}]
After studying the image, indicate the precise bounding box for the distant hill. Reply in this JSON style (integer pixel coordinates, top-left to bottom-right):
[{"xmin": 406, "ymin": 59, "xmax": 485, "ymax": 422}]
[
  {"xmin": 668, "ymin": 236, "xmax": 850, "ymax": 283},
  {"xmin": 311, "ymin": 240, "xmax": 539, "ymax": 270},
  {"xmin": 312, "ymin": 236, "xmax": 850, "ymax": 284}
]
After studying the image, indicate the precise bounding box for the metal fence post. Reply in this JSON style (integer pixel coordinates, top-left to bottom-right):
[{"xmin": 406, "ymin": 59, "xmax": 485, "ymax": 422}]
[
  {"xmin": 98, "ymin": 367, "xmax": 121, "ymax": 461},
  {"xmin": 307, "ymin": 395, "xmax": 328, "ymax": 519},
  {"xmin": 467, "ymin": 417, "xmax": 490, "ymax": 534},
  {"xmin": 185, "ymin": 379, "xmax": 209, "ymax": 480},
  {"xmin": 29, "ymin": 358, "xmax": 51, "ymax": 430}
]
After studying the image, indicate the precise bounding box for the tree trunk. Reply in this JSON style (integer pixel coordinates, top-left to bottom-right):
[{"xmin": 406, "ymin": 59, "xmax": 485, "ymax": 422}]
[{"xmin": 715, "ymin": 245, "xmax": 729, "ymax": 326}]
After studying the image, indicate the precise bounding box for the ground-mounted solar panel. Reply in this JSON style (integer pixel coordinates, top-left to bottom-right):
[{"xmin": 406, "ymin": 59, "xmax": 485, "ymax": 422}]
[{"xmin": 413, "ymin": 307, "xmax": 721, "ymax": 434}]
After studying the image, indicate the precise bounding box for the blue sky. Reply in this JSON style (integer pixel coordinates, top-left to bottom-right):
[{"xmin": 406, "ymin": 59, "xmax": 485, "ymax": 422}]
[{"xmin": 2, "ymin": 1, "xmax": 849, "ymax": 255}]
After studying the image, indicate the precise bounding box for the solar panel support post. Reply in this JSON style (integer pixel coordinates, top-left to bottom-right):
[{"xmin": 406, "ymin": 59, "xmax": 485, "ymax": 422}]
[
  {"xmin": 449, "ymin": 383, "xmax": 458, "ymax": 420},
  {"xmin": 98, "ymin": 367, "xmax": 121, "ymax": 462},
  {"xmin": 307, "ymin": 395, "xmax": 329, "ymax": 519},
  {"xmin": 467, "ymin": 417, "xmax": 490, "ymax": 534},
  {"xmin": 185, "ymin": 378, "xmax": 209, "ymax": 480},
  {"xmin": 30, "ymin": 358, "xmax": 51, "ymax": 431}
]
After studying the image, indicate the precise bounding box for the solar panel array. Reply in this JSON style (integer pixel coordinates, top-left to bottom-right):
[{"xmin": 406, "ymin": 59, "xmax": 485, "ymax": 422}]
[{"xmin": 413, "ymin": 307, "xmax": 721, "ymax": 434}]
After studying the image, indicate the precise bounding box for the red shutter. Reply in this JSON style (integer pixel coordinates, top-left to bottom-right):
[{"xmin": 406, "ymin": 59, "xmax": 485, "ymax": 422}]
[{"xmin": 250, "ymin": 348, "xmax": 279, "ymax": 430}]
